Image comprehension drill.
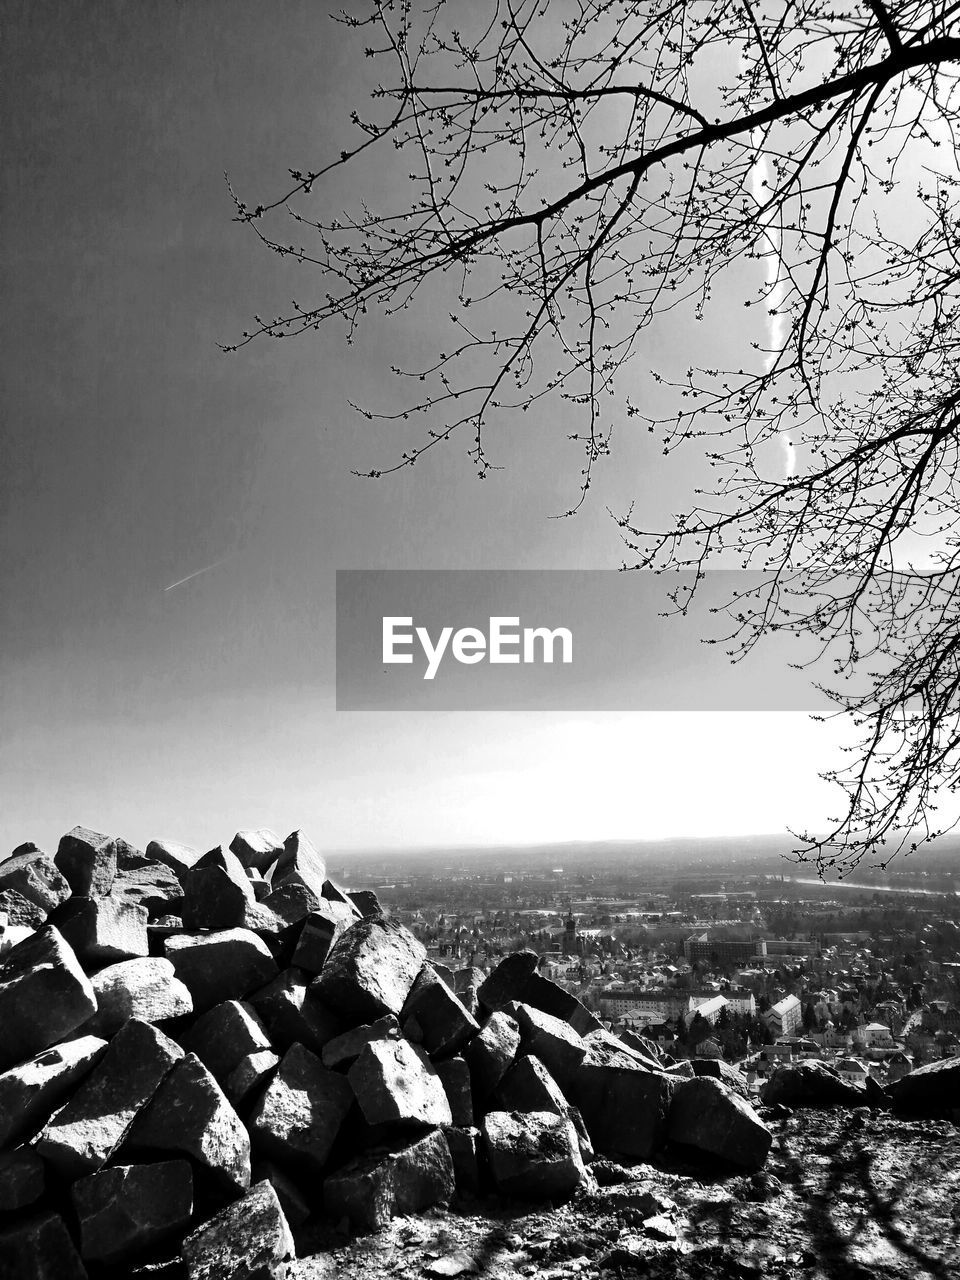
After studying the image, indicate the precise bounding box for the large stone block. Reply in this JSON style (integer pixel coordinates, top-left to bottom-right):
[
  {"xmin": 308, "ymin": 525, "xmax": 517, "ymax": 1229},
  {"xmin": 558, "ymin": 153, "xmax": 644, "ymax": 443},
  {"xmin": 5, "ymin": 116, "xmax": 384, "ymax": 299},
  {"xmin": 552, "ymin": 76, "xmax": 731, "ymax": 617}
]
[
  {"xmin": 476, "ymin": 951, "xmax": 539, "ymax": 1014},
  {"xmin": 443, "ymin": 1126, "xmax": 481, "ymax": 1196},
  {"xmin": 112, "ymin": 862, "xmax": 184, "ymax": 920},
  {"xmin": 519, "ymin": 972, "xmax": 602, "ymax": 1035},
  {"xmin": 511, "ymin": 1002, "xmax": 588, "ymax": 1084},
  {"xmin": 347, "ymin": 889, "xmax": 384, "ymax": 919},
  {"xmin": 226, "ymin": 1050, "xmax": 280, "ymax": 1109},
  {"xmin": 464, "ymin": 1010, "xmax": 520, "ymax": 1101},
  {"xmin": 249, "ymin": 1043, "xmax": 354, "ymax": 1177},
  {"xmin": 760, "ymin": 1060, "xmax": 867, "ymax": 1108},
  {"xmin": 0, "ymin": 1212, "xmax": 88, "ymax": 1280},
  {"xmin": 165, "ymin": 929, "xmax": 278, "ymax": 1013},
  {"xmin": 55, "ymin": 896, "xmax": 150, "ymax": 966},
  {"xmin": 272, "ymin": 830, "xmax": 326, "ymax": 901},
  {"xmin": 181, "ymin": 1180, "xmax": 295, "ymax": 1280},
  {"xmin": 567, "ymin": 1063, "xmax": 676, "ymax": 1158},
  {"xmin": 291, "ymin": 905, "xmax": 355, "ymax": 974},
  {"xmin": 229, "ymin": 830, "xmax": 284, "ymax": 874},
  {"xmin": 401, "ymin": 966, "xmax": 480, "ymax": 1060},
  {"xmin": 0, "ymin": 925, "xmax": 97, "ymax": 1071},
  {"xmin": 0, "ymin": 1033, "xmax": 108, "ymax": 1147},
  {"xmin": 0, "ymin": 888, "xmax": 45, "ymax": 929},
  {"xmin": 71, "ymin": 1160, "xmax": 193, "ymax": 1265},
  {"xmin": 435, "ymin": 1055, "xmax": 474, "ymax": 1127},
  {"xmin": 320, "ymin": 1015, "xmax": 400, "ymax": 1070},
  {"xmin": 248, "ymin": 968, "xmax": 344, "ymax": 1056},
  {"xmin": 36, "ymin": 1019, "xmax": 184, "ymax": 1179},
  {"xmin": 0, "ymin": 850, "xmax": 70, "ymax": 915},
  {"xmin": 494, "ymin": 1054, "xmax": 592, "ymax": 1161},
  {"xmin": 144, "ymin": 838, "xmax": 202, "ymax": 879},
  {"xmin": 0, "ymin": 1147, "xmax": 46, "ymax": 1213},
  {"xmin": 183, "ymin": 847, "xmax": 256, "ymax": 931},
  {"xmin": 85, "ymin": 957, "xmax": 193, "ymax": 1036},
  {"xmin": 888, "ymin": 1055, "xmax": 960, "ymax": 1116},
  {"xmin": 125, "ymin": 1053, "xmax": 251, "ymax": 1197},
  {"xmin": 667, "ymin": 1077, "xmax": 772, "ymax": 1170},
  {"xmin": 184, "ymin": 999, "xmax": 272, "ymax": 1084},
  {"xmin": 313, "ymin": 918, "xmax": 427, "ymax": 1021},
  {"xmin": 55, "ymin": 827, "xmax": 117, "ymax": 898},
  {"xmin": 324, "ymin": 1129, "xmax": 455, "ymax": 1231},
  {"xmin": 482, "ymin": 1110, "xmax": 585, "ymax": 1201},
  {"xmin": 348, "ymin": 1038, "xmax": 452, "ymax": 1128},
  {"xmin": 690, "ymin": 1057, "xmax": 750, "ymax": 1099}
]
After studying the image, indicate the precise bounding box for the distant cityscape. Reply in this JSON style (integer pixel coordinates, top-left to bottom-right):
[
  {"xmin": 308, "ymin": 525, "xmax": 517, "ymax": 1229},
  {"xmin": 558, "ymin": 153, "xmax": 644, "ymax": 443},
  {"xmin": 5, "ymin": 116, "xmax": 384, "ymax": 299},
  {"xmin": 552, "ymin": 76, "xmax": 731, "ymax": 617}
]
[{"xmin": 339, "ymin": 839, "xmax": 960, "ymax": 1090}]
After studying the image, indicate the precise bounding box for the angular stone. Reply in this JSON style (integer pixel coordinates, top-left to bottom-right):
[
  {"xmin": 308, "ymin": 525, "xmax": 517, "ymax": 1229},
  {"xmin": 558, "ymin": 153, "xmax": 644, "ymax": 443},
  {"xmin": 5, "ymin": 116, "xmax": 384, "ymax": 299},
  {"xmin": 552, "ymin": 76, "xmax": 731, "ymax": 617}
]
[
  {"xmin": 108, "ymin": 838, "xmax": 146, "ymax": 870},
  {"xmin": 272, "ymin": 829, "xmax": 326, "ymax": 900},
  {"xmin": 292, "ymin": 906, "xmax": 353, "ymax": 974},
  {"xmin": 226, "ymin": 1050, "xmax": 280, "ymax": 1108},
  {"xmin": 56, "ymin": 896, "xmax": 149, "ymax": 965},
  {"xmin": 0, "ymin": 1033, "xmax": 108, "ymax": 1147},
  {"xmin": 324, "ymin": 1129, "xmax": 454, "ymax": 1232},
  {"xmin": 495, "ymin": 1054, "xmax": 592, "ymax": 1161},
  {"xmin": 55, "ymin": 826, "xmax": 117, "ymax": 898},
  {"xmin": 567, "ymin": 1063, "xmax": 676, "ymax": 1158},
  {"xmin": 443, "ymin": 1126, "xmax": 481, "ymax": 1196},
  {"xmin": 183, "ymin": 847, "xmax": 255, "ymax": 931},
  {"xmin": 512, "ymin": 1002, "xmax": 588, "ymax": 1084},
  {"xmin": 760, "ymin": 1060, "xmax": 867, "ymax": 1108},
  {"xmin": 72, "ymin": 1160, "xmax": 193, "ymax": 1265},
  {"xmin": 401, "ymin": 966, "xmax": 480, "ymax": 1060},
  {"xmin": 125, "ymin": 1053, "xmax": 251, "ymax": 1197},
  {"xmin": 0, "ymin": 850, "xmax": 70, "ymax": 915},
  {"xmin": 347, "ymin": 889, "xmax": 384, "ymax": 919},
  {"xmin": 520, "ymin": 972, "xmax": 601, "ymax": 1036},
  {"xmin": 482, "ymin": 1110, "xmax": 585, "ymax": 1200},
  {"xmin": 453, "ymin": 968, "xmax": 485, "ymax": 1018},
  {"xmin": 464, "ymin": 1010, "xmax": 520, "ymax": 1101},
  {"xmin": 112, "ymin": 862, "xmax": 184, "ymax": 919},
  {"xmin": 0, "ymin": 1212, "xmax": 87, "ymax": 1280},
  {"xmin": 184, "ymin": 999, "xmax": 272, "ymax": 1084},
  {"xmin": 668, "ymin": 1077, "xmax": 772, "ymax": 1170},
  {"xmin": 252, "ymin": 1160, "xmax": 312, "ymax": 1229},
  {"xmin": 313, "ymin": 918, "xmax": 427, "ymax": 1021},
  {"xmin": 0, "ymin": 1147, "xmax": 45, "ymax": 1213},
  {"xmin": 348, "ymin": 1038, "xmax": 452, "ymax": 1128},
  {"xmin": 85, "ymin": 957, "xmax": 193, "ymax": 1036},
  {"xmin": 145, "ymin": 838, "xmax": 202, "ymax": 879},
  {"xmin": 0, "ymin": 888, "xmax": 45, "ymax": 928},
  {"xmin": 181, "ymin": 1180, "xmax": 295, "ymax": 1280},
  {"xmin": 249, "ymin": 1042, "xmax": 354, "ymax": 1176},
  {"xmin": 888, "ymin": 1055, "xmax": 960, "ymax": 1116},
  {"xmin": 261, "ymin": 882, "xmax": 320, "ymax": 926},
  {"xmin": 320, "ymin": 1015, "xmax": 399, "ymax": 1070},
  {"xmin": 245, "ymin": 870, "xmax": 271, "ymax": 902},
  {"xmin": 165, "ymin": 929, "xmax": 278, "ymax": 1013},
  {"xmin": 691, "ymin": 1058, "xmax": 750, "ymax": 1099},
  {"xmin": 0, "ymin": 925, "xmax": 97, "ymax": 1071},
  {"xmin": 585, "ymin": 1027, "xmax": 660, "ymax": 1071},
  {"xmin": 435, "ymin": 1055, "xmax": 474, "ymax": 1127},
  {"xmin": 247, "ymin": 969, "xmax": 344, "ymax": 1056},
  {"xmin": 477, "ymin": 951, "xmax": 539, "ymax": 1014},
  {"xmin": 36, "ymin": 1019, "xmax": 184, "ymax": 1179},
  {"xmin": 230, "ymin": 830, "xmax": 284, "ymax": 874}
]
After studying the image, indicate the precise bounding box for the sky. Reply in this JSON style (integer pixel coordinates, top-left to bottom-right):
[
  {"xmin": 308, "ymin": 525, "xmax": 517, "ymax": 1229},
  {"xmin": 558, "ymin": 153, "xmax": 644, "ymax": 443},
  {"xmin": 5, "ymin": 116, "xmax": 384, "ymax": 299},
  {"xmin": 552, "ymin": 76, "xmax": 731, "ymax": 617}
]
[{"xmin": 0, "ymin": 0, "xmax": 854, "ymax": 857}]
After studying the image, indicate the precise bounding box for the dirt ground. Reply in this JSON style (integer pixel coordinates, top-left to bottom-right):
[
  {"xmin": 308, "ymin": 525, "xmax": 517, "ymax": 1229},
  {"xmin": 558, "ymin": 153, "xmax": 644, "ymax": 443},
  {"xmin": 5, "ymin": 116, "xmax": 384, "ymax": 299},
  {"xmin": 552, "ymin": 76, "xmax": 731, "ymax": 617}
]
[{"xmin": 300, "ymin": 1110, "xmax": 960, "ymax": 1280}]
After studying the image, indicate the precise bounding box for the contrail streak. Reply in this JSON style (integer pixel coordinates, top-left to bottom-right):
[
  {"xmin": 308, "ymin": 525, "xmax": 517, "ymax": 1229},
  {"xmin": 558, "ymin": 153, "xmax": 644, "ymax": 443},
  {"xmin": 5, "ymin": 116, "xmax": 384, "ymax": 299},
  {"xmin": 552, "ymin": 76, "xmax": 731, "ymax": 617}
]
[{"xmin": 163, "ymin": 558, "xmax": 227, "ymax": 593}]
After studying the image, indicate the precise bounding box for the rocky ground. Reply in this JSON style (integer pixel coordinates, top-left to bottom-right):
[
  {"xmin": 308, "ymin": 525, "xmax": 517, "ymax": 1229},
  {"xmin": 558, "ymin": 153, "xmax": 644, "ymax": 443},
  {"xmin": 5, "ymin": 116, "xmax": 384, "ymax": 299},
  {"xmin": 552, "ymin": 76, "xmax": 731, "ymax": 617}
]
[
  {"xmin": 3, "ymin": 826, "xmax": 959, "ymax": 1280},
  {"xmin": 308, "ymin": 1109, "xmax": 960, "ymax": 1280}
]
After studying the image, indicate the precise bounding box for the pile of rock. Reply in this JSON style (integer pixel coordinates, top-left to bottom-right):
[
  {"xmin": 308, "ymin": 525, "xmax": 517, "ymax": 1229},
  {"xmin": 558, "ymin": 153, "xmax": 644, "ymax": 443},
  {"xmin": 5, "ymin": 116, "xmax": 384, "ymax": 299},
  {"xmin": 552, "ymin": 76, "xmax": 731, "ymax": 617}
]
[{"xmin": 0, "ymin": 826, "xmax": 774, "ymax": 1279}]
